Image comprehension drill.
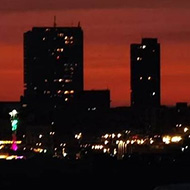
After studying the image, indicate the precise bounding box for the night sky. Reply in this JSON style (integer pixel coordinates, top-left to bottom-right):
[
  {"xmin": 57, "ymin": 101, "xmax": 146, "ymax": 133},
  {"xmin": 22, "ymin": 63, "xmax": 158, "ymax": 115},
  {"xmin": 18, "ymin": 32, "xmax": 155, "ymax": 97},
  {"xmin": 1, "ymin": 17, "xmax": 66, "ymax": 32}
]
[{"xmin": 1, "ymin": 0, "xmax": 190, "ymax": 107}]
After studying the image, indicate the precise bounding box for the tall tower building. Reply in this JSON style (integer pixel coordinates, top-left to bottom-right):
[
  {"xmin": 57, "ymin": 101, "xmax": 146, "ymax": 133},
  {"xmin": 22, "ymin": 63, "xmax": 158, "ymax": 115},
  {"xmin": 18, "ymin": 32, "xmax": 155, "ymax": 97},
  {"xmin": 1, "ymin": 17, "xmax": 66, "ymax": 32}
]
[
  {"xmin": 23, "ymin": 25, "xmax": 83, "ymax": 110},
  {"xmin": 130, "ymin": 38, "xmax": 160, "ymax": 108}
]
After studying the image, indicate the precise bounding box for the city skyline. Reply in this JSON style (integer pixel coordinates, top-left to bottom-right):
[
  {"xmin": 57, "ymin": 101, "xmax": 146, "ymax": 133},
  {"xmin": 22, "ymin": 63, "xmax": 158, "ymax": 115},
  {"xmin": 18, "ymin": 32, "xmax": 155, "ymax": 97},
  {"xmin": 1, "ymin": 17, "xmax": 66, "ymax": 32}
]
[{"xmin": 1, "ymin": 0, "xmax": 190, "ymax": 107}]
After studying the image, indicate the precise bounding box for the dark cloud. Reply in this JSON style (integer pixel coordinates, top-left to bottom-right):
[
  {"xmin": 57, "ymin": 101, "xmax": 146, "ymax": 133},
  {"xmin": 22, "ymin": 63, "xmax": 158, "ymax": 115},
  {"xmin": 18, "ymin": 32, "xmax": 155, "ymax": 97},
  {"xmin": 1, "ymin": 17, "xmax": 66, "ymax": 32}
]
[{"xmin": 1, "ymin": 0, "xmax": 190, "ymax": 12}]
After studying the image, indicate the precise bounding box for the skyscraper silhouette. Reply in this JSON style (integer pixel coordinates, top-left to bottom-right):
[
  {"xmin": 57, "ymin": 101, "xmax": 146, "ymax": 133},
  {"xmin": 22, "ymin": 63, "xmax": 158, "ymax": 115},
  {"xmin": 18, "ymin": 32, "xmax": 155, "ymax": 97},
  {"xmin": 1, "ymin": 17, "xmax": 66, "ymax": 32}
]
[
  {"xmin": 23, "ymin": 25, "xmax": 83, "ymax": 110},
  {"xmin": 130, "ymin": 38, "xmax": 160, "ymax": 108}
]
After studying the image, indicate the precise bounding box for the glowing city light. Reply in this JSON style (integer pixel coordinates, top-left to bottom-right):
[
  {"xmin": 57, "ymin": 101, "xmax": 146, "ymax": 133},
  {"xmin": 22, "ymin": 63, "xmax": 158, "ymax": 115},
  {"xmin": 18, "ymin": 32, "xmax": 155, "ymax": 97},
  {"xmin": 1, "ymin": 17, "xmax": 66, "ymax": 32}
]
[{"xmin": 9, "ymin": 109, "xmax": 19, "ymax": 151}]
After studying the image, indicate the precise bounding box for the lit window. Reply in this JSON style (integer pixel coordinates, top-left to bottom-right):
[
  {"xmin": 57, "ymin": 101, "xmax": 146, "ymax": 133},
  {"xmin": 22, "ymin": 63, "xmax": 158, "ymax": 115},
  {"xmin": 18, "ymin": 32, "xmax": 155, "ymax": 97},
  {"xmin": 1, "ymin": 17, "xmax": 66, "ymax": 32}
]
[
  {"xmin": 65, "ymin": 79, "xmax": 72, "ymax": 83},
  {"xmin": 57, "ymin": 48, "xmax": 64, "ymax": 52},
  {"xmin": 58, "ymin": 33, "xmax": 64, "ymax": 37},
  {"xmin": 140, "ymin": 45, "xmax": 146, "ymax": 49},
  {"xmin": 65, "ymin": 41, "xmax": 69, "ymax": 44},
  {"xmin": 70, "ymin": 90, "xmax": 74, "ymax": 94},
  {"xmin": 70, "ymin": 36, "xmax": 73, "ymax": 40},
  {"xmin": 56, "ymin": 56, "xmax": 60, "ymax": 60},
  {"xmin": 58, "ymin": 79, "xmax": 64, "ymax": 82},
  {"xmin": 43, "ymin": 37, "xmax": 46, "ymax": 41},
  {"xmin": 152, "ymin": 92, "xmax": 156, "ymax": 96},
  {"xmin": 137, "ymin": 57, "xmax": 142, "ymax": 61},
  {"xmin": 140, "ymin": 77, "xmax": 143, "ymax": 80},
  {"xmin": 148, "ymin": 76, "xmax": 152, "ymax": 80},
  {"xmin": 65, "ymin": 98, "xmax": 68, "ymax": 101},
  {"xmin": 64, "ymin": 91, "xmax": 69, "ymax": 94},
  {"xmin": 64, "ymin": 36, "xmax": 68, "ymax": 40}
]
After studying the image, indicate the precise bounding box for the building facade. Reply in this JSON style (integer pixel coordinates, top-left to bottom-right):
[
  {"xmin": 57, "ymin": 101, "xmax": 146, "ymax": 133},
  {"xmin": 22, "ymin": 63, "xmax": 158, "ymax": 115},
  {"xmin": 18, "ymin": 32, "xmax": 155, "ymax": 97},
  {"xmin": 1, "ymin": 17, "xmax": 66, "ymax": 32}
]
[
  {"xmin": 130, "ymin": 38, "xmax": 160, "ymax": 108},
  {"xmin": 23, "ymin": 25, "xmax": 83, "ymax": 110}
]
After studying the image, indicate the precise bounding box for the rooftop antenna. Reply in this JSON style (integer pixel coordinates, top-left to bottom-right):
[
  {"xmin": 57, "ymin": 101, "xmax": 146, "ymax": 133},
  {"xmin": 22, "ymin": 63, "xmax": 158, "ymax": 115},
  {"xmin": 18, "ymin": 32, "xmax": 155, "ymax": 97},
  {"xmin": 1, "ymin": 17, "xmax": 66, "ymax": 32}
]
[{"xmin": 54, "ymin": 16, "xmax": 57, "ymax": 27}]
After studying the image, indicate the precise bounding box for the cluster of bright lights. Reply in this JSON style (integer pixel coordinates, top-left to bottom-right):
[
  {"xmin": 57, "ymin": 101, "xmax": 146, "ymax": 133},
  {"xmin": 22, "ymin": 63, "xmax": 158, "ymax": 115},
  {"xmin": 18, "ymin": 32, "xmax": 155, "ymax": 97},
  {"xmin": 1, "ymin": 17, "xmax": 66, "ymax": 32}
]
[
  {"xmin": 92, "ymin": 129, "xmax": 188, "ymax": 159},
  {"xmin": 92, "ymin": 145, "xmax": 103, "ymax": 150},
  {"xmin": 75, "ymin": 132, "xmax": 82, "ymax": 140},
  {"xmin": 0, "ymin": 140, "xmax": 22, "ymax": 144},
  {"xmin": 33, "ymin": 148, "xmax": 47, "ymax": 153},
  {"xmin": 0, "ymin": 154, "xmax": 24, "ymax": 160},
  {"xmin": 162, "ymin": 135, "xmax": 182, "ymax": 144},
  {"xmin": 103, "ymin": 133, "xmax": 122, "ymax": 139}
]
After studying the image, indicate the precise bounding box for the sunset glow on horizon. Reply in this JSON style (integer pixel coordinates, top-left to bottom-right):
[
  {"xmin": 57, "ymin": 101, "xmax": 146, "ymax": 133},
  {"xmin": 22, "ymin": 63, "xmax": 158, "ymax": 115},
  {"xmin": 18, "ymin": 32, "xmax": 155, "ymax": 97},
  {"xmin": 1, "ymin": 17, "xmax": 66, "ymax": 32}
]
[{"xmin": 1, "ymin": 0, "xmax": 190, "ymax": 107}]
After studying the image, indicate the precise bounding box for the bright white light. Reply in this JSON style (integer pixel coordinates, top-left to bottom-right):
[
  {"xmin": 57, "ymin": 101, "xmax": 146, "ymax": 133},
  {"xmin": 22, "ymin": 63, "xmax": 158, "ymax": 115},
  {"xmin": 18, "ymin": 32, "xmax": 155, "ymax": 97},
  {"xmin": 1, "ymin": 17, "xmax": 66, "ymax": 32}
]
[
  {"xmin": 163, "ymin": 135, "xmax": 182, "ymax": 144},
  {"xmin": 171, "ymin": 136, "xmax": 182, "ymax": 143},
  {"xmin": 104, "ymin": 140, "xmax": 109, "ymax": 145},
  {"xmin": 9, "ymin": 109, "xmax": 18, "ymax": 117},
  {"xmin": 184, "ymin": 127, "xmax": 189, "ymax": 133},
  {"xmin": 137, "ymin": 57, "xmax": 142, "ymax": 61}
]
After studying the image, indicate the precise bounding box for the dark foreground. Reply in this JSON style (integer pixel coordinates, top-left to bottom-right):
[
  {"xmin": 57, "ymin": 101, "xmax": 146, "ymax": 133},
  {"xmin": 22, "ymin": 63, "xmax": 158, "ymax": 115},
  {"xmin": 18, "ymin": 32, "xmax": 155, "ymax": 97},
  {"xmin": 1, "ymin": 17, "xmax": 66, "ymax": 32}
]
[{"xmin": 1, "ymin": 153, "xmax": 190, "ymax": 189}]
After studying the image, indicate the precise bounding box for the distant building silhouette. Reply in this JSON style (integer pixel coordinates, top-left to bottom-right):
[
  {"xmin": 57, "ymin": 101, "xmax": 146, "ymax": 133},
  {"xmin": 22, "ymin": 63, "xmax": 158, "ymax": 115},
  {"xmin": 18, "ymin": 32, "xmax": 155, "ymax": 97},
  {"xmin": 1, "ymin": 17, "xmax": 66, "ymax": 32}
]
[
  {"xmin": 23, "ymin": 25, "xmax": 83, "ymax": 110},
  {"xmin": 75, "ymin": 89, "xmax": 111, "ymax": 111},
  {"xmin": 130, "ymin": 38, "xmax": 160, "ymax": 108}
]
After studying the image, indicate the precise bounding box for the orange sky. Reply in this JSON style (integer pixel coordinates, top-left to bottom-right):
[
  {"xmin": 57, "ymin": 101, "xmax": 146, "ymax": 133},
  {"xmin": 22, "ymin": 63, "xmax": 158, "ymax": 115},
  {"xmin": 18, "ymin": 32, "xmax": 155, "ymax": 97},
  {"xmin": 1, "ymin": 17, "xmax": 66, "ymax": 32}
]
[{"xmin": 0, "ymin": 1, "xmax": 190, "ymax": 107}]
